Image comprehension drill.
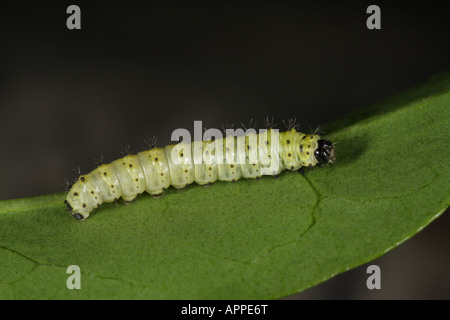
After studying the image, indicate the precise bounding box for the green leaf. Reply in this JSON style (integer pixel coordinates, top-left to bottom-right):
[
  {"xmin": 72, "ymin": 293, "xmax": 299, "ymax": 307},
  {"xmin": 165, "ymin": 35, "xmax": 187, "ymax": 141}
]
[{"xmin": 1, "ymin": 73, "xmax": 449, "ymax": 299}]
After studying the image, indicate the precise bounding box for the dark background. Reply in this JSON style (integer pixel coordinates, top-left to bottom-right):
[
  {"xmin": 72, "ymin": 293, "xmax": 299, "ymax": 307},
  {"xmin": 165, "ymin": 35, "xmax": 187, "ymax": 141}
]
[{"xmin": 0, "ymin": 1, "xmax": 449, "ymax": 299}]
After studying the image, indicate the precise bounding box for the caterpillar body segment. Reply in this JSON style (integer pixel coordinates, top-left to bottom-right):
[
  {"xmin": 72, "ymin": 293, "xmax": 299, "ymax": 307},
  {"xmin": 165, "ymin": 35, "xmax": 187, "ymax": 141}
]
[
  {"xmin": 192, "ymin": 140, "xmax": 218, "ymax": 185},
  {"xmin": 65, "ymin": 128, "xmax": 336, "ymax": 220},
  {"xmin": 138, "ymin": 148, "xmax": 171, "ymax": 195}
]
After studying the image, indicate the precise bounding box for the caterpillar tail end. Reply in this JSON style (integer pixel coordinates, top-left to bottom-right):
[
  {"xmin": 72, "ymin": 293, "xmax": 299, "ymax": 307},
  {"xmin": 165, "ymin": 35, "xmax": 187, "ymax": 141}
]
[{"xmin": 64, "ymin": 200, "xmax": 89, "ymax": 221}]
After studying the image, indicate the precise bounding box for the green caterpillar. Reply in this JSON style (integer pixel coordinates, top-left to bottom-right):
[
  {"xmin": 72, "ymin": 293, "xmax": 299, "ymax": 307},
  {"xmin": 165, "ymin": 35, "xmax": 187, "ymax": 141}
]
[{"xmin": 65, "ymin": 126, "xmax": 336, "ymax": 220}]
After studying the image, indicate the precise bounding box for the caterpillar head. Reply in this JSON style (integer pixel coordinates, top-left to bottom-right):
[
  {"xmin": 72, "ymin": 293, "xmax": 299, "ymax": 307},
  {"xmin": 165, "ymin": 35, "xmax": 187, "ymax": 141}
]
[{"xmin": 314, "ymin": 139, "xmax": 336, "ymax": 165}]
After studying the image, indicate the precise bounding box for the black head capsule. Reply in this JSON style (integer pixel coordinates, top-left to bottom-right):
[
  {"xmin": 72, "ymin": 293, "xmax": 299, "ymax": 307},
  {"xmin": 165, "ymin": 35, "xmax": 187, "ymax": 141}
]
[{"xmin": 314, "ymin": 139, "xmax": 336, "ymax": 165}]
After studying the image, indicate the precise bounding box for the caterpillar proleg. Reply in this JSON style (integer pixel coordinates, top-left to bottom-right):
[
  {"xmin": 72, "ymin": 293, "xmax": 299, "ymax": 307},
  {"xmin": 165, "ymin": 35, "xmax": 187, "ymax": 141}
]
[{"xmin": 65, "ymin": 124, "xmax": 336, "ymax": 220}]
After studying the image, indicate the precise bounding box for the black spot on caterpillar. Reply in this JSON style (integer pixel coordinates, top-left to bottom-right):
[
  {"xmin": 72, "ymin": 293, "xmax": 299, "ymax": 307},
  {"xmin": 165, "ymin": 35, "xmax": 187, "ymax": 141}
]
[{"xmin": 65, "ymin": 124, "xmax": 336, "ymax": 220}]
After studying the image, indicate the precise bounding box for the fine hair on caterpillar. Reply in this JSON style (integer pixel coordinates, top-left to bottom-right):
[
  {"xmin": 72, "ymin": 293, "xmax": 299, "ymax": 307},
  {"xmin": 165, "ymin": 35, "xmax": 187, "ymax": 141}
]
[{"xmin": 65, "ymin": 119, "xmax": 336, "ymax": 220}]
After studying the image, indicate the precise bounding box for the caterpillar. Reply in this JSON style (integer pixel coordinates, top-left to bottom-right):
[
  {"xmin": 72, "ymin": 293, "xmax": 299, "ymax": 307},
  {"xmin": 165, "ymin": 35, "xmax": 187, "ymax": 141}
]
[{"xmin": 65, "ymin": 122, "xmax": 336, "ymax": 220}]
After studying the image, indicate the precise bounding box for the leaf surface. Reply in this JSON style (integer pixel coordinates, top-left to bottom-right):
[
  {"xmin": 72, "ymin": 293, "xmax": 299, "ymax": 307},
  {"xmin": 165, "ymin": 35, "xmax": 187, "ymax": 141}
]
[{"xmin": 1, "ymin": 73, "xmax": 449, "ymax": 299}]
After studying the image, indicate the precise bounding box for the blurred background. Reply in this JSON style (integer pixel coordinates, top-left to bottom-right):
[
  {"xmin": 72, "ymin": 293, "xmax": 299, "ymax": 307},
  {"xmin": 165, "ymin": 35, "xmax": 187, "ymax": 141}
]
[{"xmin": 0, "ymin": 1, "xmax": 449, "ymax": 299}]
